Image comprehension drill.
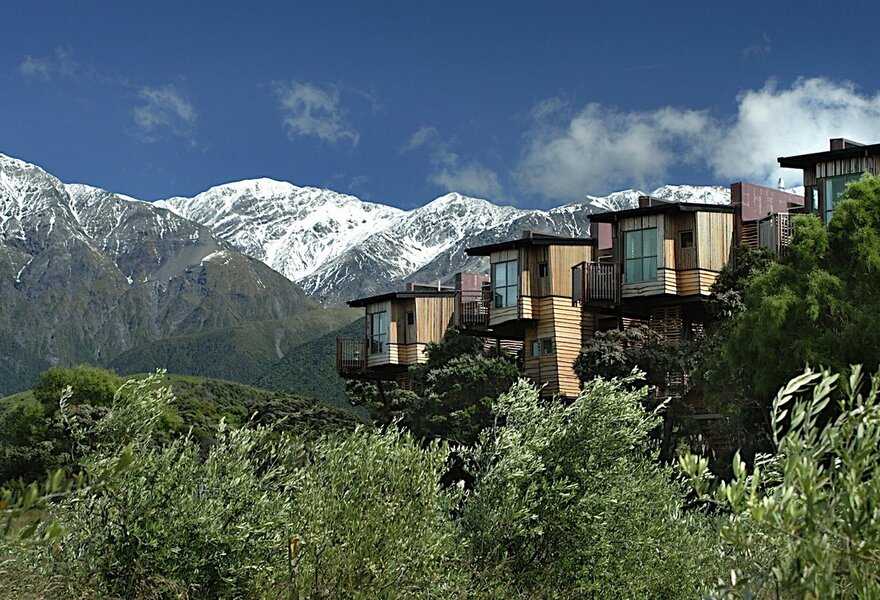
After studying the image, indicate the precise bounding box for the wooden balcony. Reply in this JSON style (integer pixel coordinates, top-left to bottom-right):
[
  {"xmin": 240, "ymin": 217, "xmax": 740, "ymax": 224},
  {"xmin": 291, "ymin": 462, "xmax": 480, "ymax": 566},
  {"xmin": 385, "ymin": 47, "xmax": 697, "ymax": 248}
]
[
  {"xmin": 455, "ymin": 289, "xmax": 492, "ymax": 328},
  {"xmin": 336, "ymin": 337, "xmax": 366, "ymax": 374},
  {"xmin": 572, "ymin": 261, "xmax": 621, "ymax": 306}
]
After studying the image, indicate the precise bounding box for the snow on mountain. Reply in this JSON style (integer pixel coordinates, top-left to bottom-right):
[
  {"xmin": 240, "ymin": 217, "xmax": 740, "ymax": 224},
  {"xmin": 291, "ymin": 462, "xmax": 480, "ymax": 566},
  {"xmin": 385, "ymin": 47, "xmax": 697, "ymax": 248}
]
[
  {"xmin": 156, "ymin": 179, "xmax": 738, "ymax": 304},
  {"xmin": 155, "ymin": 179, "xmax": 403, "ymax": 281}
]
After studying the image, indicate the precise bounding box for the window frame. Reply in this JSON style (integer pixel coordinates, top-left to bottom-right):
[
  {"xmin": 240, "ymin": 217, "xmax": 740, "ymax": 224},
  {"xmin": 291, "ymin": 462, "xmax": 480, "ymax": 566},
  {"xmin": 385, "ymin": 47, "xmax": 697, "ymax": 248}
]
[
  {"xmin": 824, "ymin": 174, "xmax": 860, "ymax": 222},
  {"xmin": 623, "ymin": 227, "xmax": 658, "ymax": 283},
  {"xmin": 492, "ymin": 259, "xmax": 519, "ymax": 309},
  {"xmin": 541, "ymin": 337, "xmax": 555, "ymax": 356},
  {"xmin": 679, "ymin": 230, "xmax": 695, "ymax": 249},
  {"xmin": 369, "ymin": 310, "xmax": 388, "ymax": 354}
]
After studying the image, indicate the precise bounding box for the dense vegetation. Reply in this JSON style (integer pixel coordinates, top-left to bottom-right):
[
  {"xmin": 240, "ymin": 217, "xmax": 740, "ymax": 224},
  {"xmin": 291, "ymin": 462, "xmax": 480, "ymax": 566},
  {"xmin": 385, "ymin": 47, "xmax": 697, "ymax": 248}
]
[
  {"xmin": 1, "ymin": 371, "xmax": 724, "ymax": 598},
  {"xmin": 0, "ymin": 366, "xmax": 361, "ymax": 485}
]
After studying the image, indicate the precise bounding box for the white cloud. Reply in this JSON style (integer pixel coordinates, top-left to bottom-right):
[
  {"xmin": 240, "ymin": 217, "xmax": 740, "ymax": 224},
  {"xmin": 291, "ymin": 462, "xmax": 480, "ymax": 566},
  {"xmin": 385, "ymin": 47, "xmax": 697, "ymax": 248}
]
[
  {"xmin": 274, "ymin": 81, "xmax": 359, "ymax": 146},
  {"xmin": 516, "ymin": 103, "xmax": 711, "ymax": 198},
  {"xmin": 516, "ymin": 77, "xmax": 880, "ymax": 199},
  {"xmin": 133, "ymin": 85, "xmax": 197, "ymax": 142},
  {"xmin": 402, "ymin": 126, "xmax": 503, "ymax": 199},
  {"xmin": 708, "ymin": 78, "xmax": 880, "ymax": 185},
  {"xmin": 18, "ymin": 47, "xmax": 77, "ymax": 80}
]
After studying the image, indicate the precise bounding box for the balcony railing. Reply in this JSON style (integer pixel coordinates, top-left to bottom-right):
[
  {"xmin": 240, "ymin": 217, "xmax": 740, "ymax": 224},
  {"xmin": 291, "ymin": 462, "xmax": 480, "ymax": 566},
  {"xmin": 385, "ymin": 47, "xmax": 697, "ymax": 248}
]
[
  {"xmin": 455, "ymin": 289, "xmax": 492, "ymax": 328},
  {"xmin": 572, "ymin": 261, "xmax": 621, "ymax": 306},
  {"xmin": 336, "ymin": 337, "xmax": 367, "ymax": 373},
  {"xmin": 757, "ymin": 212, "xmax": 794, "ymax": 255}
]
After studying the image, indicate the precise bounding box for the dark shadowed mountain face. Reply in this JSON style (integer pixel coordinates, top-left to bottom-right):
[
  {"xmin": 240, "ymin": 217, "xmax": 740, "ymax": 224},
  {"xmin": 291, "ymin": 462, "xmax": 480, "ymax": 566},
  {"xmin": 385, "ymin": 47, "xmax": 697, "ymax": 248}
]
[{"xmin": 0, "ymin": 154, "xmax": 317, "ymax": 394}]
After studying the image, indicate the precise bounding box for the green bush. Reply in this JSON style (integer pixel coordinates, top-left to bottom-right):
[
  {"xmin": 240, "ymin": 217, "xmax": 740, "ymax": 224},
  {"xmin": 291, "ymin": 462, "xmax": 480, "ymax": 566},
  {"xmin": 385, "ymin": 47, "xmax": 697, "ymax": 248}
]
[
  {"xmin": 461, "ymin": 376, "xmax": 722, "ymax": 598},
  {"xmin": 683, "ymin": 366, "xmax": 880, "ymax": 598},
  {"xmin": 32, "ymin": 365, "xmax": 120, "ymax": 412}
]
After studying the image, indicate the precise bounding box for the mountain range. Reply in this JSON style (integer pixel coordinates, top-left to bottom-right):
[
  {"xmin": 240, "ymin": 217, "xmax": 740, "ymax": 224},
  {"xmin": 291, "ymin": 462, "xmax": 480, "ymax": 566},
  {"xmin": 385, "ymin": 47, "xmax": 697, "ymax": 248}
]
[
  {"xmin": 156, "ymin": 181, "xmax": 731, "ymax": 303},
  {"xmin": 1, "ymin": 150, "xmax": 734, "ymax": 395}
]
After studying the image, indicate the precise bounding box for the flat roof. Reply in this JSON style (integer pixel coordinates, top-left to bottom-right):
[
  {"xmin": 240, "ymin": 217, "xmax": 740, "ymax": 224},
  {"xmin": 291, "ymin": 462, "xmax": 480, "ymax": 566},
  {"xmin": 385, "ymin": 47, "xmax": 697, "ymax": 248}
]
[
  {"xmin": 466, "ymin": 232, "xmax": 595, "ymax": 256},
  {"xmin": 347, "ymin": 289, "xmax": 457, "ymax": 307},
  {"xmin": 588, "ymin": 202, "xmax": 735, "ymax": 223},
  {"xmin": 779, "ymin": 142, "xmax": 880, "ymax": 169}
]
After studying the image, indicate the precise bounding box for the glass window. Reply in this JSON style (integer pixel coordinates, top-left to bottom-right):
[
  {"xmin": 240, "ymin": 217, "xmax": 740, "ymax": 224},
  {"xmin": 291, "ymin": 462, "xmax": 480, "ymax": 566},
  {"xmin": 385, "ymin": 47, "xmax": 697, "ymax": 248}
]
[
  {"xmin": 541, "ymin": 338, "xmax": 555, "ymax": 356},
  {"xmin": 530, "ymin": 340, "xmax": 540, "ymax": 357},
  {"xmin": 493, "ymin": 259, "xmax": 519, "ymax": 308},
  {"xmin": 538, "ymin": 262, "xmax": 548, "ymax": 277},
  {"xmin": 824, "ymin": 174, "xmax": 860, "ymax": 222},
  {"xmin": 406, "ymin": 311, "xmax": 415, "ymax": 326},
  {"xmin": 624, "ymin": 228, "xmax": 658, "ymax": 283},
  {"xmin": 679, "ymin": 230, "xmax": 694, "ymax": 249},
  {"xmin": 369, "ymin": 311, "xmax": 388, "ymax": 354}
]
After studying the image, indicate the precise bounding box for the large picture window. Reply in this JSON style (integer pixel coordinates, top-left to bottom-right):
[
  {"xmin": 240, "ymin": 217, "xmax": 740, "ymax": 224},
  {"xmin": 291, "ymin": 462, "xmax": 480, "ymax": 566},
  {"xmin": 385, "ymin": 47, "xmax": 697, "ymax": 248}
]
[
  {"xmin": 493, "ymin": 259, "xmax": 518, "ymax": 308},
  {"xmin": 824, "ymin": 174, "xmax": 860, "ymax": 222},
  {"xmin": 369, "ymin": 310, "xmax": 388, "ymax": 354},
  {"xmin": 624, "ymin": 228, "xmax": 658, "ymax": 283}
]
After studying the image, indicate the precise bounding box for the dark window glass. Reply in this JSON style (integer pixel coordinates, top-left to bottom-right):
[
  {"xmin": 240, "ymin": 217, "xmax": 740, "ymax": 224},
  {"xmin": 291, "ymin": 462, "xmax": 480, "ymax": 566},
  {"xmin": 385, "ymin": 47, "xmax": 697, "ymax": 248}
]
[
  {"xmin": 369, "ymin": 311, "xmax": 388, "ymax": 354},
  {"xmin": 493, "ymin": 259, "xmax": 519, "ymax": 308}
]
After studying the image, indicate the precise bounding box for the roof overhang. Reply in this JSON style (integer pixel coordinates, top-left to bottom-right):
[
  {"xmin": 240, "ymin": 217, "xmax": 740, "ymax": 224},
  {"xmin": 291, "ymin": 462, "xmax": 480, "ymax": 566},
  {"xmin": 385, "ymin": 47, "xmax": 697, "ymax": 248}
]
[
  {"xmin": 347, "ymin": 290, "xmax": 456, "ymax": 307},
  {"xmin": 778, "ymin": 143, "xmax": 880, "ymax": 169},
  {"xmin": 466, "ymin": 235, "xmax": 595, "ymax": 257},
  {"xmin": 588, "ymin": 202, "xmax": 735, "ymax": 223}
]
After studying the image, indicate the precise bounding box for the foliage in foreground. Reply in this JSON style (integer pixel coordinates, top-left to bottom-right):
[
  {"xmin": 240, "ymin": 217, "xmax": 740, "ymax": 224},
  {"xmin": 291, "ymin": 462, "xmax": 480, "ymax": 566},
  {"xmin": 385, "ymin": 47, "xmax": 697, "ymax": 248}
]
[
  {"xmin": 1, "ymin": 371, "xmax": 729, "ymax": 598},
  {"xmin": 683, "ymin": 366, "xmax": 880, "ymax": 598},
  {"xmin": 348, "ymin": 329, "xmax": 520, "ymax": 445},
  {"xmin": 461, "ymin": 375, "xmax": 722, "ymax": 598}
]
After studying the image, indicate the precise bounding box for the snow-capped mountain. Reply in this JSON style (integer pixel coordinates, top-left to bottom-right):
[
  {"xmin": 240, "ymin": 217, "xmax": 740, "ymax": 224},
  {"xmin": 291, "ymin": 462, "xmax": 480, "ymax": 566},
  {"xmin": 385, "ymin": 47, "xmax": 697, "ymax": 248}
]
[
  {"xmin": 158, "ymin": 180, "xmax": 733, "ymax": 303},
  {"xmin": 0, "ymin": 153, "xmax": 316, "ymax": 393},
  {"xmin": 155, "ymin": 179, "xmax": 403, "ymax": 281}
]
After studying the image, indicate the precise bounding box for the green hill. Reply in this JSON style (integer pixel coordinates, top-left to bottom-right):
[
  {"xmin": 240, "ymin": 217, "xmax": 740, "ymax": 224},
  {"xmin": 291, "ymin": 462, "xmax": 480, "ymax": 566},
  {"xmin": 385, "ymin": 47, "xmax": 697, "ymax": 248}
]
[
  {"xmin": 256, "ymin": 317, "xmax": 366, "ymax": 407},
  {"xmin": 0, "ymin": 372, "xmax": 366, "ymax": 484},
  {"xmin": 110, "ymin": 307, "xmax": 360, "ymax": 402}
]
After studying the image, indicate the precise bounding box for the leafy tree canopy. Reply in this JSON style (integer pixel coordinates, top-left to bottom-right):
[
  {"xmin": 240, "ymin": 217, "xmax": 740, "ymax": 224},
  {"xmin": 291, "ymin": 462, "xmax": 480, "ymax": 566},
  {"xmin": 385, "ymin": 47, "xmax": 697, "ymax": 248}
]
[{"xmin": 32, "ymin": 365, "xmax": 120, "ymax": 412}]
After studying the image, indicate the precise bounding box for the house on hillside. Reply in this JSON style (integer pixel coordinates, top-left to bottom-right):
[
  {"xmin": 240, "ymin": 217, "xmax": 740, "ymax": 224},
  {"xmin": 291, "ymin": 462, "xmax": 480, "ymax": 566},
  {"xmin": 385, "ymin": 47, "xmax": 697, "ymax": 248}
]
[
  {"xmin": 779, "ymin": 137, "xmax": 880, "ymax": 224},
  {"xmin": 336, "ymin": 288, "xmax": 456, "ymax": 386},
  {"xmin": 463, "ymin": 231, "xmax": 596, "ymax": 398},
  {"xmin": 575, "ymin": 198, "xmax": 736, "ymax": 340}
]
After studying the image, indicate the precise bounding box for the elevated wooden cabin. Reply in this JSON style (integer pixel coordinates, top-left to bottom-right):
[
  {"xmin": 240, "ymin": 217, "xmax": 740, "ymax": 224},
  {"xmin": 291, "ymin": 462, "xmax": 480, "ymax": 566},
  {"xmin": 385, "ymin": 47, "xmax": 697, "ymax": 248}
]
[
  {"xmin": 465, "ymin": 231, "xmax": 596, "ymax": 398},
  {"xmin": 779, "ymin": 138, "xmax": 880, "ymax": 224},
  {"xmin": 577, "ymin": 199, "xmax": 735, "ymax": 325},
  {"xmin": 336, "ymin": 289, "xmax": 456, "ymax": 382}
]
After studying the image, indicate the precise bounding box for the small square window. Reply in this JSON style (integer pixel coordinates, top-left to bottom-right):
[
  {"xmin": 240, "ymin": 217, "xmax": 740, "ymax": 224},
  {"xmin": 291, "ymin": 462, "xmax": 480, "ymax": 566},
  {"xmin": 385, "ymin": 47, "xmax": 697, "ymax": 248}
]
[
  {"xmin": 406, "ymin": 311, "xmax": 415, "ymax": 326},
  {"xmin": 541, "ymin": 338, "xmax": 555, "ymax": 356},
  {"xmin": 538, "ymin": 262, "xmax": 548, "ymax": 277},
  {"xmin": 530, "ymin": 340, "xmax": 540, "ymax": 357},
  {"xmin": 679, "ymin": 230, "xmax": 695, "ymax": 249}
]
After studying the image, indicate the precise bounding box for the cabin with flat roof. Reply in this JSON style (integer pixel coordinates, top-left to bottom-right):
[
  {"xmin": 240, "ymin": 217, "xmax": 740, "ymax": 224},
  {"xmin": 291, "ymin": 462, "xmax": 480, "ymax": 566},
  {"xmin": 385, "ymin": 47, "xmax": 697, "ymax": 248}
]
[
  {"xmin": 779, "ymin": 138, "xmax": 880, "ymax": 224},
  {"xmin": 575, "ymin": 199, "xmax": 735, "ymax": 321},
  {"xmin": 465, "ymin": 231, "xmax": 596, "ymax": 398},
  {"xmin": 336, "ymin": 289, "xmax": 456, "ymax": 382}
]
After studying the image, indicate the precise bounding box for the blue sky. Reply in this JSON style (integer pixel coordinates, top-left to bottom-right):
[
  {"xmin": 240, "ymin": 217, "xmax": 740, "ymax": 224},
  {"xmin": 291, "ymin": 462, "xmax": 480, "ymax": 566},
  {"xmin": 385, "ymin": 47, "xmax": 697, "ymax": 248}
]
[{"xmin": 3, "ymin": 1, "xmax": 880, "ymax": 208}]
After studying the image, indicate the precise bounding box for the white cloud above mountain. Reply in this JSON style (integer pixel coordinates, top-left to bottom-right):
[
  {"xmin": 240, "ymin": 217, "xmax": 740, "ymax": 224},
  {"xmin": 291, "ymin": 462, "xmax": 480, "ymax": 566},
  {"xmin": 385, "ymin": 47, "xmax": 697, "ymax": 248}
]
[
  {"xmin": 274, "ymin": 81, "xmax": 360, "ymax": 146},
  {"xmin": 402, "ymin": 125, "xmax": 503, "ymax": 200},
  {"xmin": 133, "ymin": 85, "xmax": 197, "ymax": 143},
  {"xmin": 515, "ymin": 77, "xmax": 880, "ymax": 200}
]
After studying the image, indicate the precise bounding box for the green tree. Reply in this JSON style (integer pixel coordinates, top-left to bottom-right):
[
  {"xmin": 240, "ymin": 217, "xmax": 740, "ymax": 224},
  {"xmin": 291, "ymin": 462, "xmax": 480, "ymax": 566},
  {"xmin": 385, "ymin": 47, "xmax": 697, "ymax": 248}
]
[
  {"xmin": 348, "ymin": 329, "xmax": 520, "ymax": 446},
  {"xmin": 682, "ymin": 366, "xmax": 880, "ymax": 598},
  {"xmin": 9, "ymin": 374, "xmax": 466, "ymax": 598},
  {"xmin": 461, "ymin": 376, "xmax": 722, "ymax": 598},
  {"xmin": 32, "ymin": 365, "xmax": 120, "ymax": 412},
  {"xmin": 573, "ymin": 325, "xmax": 704, "ymax": 460},
  {"xmin": 706, "ymin": 178, "xmax": 880, "ymax": 438}
]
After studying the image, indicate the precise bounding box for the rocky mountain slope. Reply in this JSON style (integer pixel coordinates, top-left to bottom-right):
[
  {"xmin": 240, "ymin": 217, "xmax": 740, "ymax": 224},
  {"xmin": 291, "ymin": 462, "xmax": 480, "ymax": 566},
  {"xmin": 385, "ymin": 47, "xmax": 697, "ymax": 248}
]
[
  {"xmin": 158, "ymin": 182, "xmax": 732, "ymax": 304},
  {"xmin": 0, "ymin": 154, "xmax": 318, "ymax": 394}
]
